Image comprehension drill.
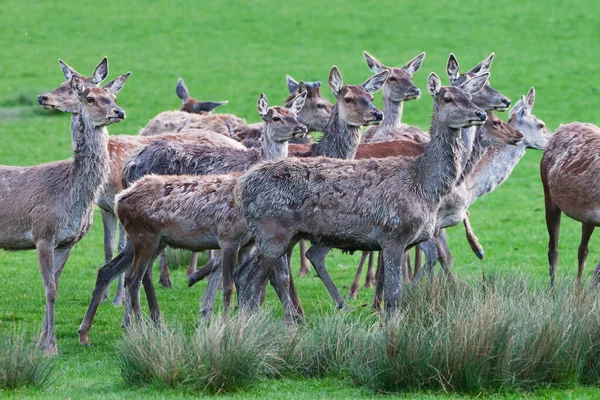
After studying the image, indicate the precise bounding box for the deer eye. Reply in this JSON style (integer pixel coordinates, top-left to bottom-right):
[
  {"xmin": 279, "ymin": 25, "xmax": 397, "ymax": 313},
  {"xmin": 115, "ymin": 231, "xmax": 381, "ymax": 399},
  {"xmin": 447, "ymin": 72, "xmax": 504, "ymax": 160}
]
[
  {"xmin": 388, "ymin": 77, "xmax": 396, "ymax": 82},
  {"xmin": 272, "ymin": 116, "xmax": 281, "ymax": 122},
  {"xmin": 444, "ymin": 97, "xmax": 452, "ymax": 103},
  {"xmin": 86, "ymin": 96, "xmax": 94, "ymax": 103},
  {"xmin": 537, "ymin": 123, "xmax": 545, "ymax": 129},
  {"xmin": 317, "ymin": 103, "xmax": 325, "ymax": 109},
  {"xmin": 344, "ymin": 97, "xmax": 352, "ymax": 103},
  {"xmin": 493, "ymin": 120, "xmax": 501, "ymax": 126}
]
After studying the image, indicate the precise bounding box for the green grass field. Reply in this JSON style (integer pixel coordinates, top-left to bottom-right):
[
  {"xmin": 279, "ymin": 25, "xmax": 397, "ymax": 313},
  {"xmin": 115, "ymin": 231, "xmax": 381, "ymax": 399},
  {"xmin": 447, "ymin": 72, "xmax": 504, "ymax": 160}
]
[{"xmin": 1, "ymin": 0, "xmax": 600, "ymax": 397}]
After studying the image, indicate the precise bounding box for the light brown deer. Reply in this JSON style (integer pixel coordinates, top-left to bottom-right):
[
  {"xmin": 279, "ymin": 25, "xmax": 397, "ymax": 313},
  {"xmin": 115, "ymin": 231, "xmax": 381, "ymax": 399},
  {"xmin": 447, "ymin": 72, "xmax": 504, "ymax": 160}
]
[
  {"xmin": 541, "ymin": 122, "xmax": 597, "ymax": 287},
  {"xmin": 38, "ymin": 59, "xmax": 245, "ymax": 303},
  {"xmin": 78, "ymin": 92, "xmax": 307, "ymax": 344},
  {"xmin": 234, "ymin": 72, "xmax": 489, "ymax": 320},
  {"xmin": 0, "ymin": 73, "xmax": 128, "ymax": 354},
  {"xmin": 176, "ymin": 78, "xmax": 228, "ymax": 114}
]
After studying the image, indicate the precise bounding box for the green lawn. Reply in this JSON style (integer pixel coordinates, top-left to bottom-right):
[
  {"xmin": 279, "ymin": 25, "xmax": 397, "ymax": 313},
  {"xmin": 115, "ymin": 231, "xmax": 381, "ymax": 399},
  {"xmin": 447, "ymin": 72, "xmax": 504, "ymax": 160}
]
[{"xmin": 1, "ymin": 0, "xmax": 599, "ymax": 397}]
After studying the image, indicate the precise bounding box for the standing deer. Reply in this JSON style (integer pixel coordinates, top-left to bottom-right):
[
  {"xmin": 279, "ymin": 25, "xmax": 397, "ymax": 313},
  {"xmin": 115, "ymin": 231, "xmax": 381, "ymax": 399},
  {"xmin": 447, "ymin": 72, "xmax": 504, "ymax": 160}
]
[
  {"xmin": 38, "ymin": 59, "xmax": 245, "ymax": 303},
  {"xmin": 0, "ymin": 72, "xmax": 129, "ymax": 354},
  {"xmin": 78, "ymin": 92, "xmax": 308, "ymax": 344},
  {"xmin": 234, "ymin": 71, "xmax": 489, "ymax": 320}
]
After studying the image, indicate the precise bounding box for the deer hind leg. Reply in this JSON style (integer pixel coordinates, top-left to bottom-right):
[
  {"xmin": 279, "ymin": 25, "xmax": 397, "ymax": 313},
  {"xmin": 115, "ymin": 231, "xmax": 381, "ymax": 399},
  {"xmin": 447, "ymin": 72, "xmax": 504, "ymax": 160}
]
[
  {"xmin": 297, "ymin": 240, "xmax": 311, "ymax": 277},
  {"xmin": 435, "ymin": 237, "xmax": 457, "ymax": 285},
  {"xmin": 544, "ymin": 195, "xmax": 562, "ymax": 289},
  {"xmin": 200, "ymin": 263, "xmax": 222, "ymax": 321},
  {"xmin": 364, "ymin": 252, "xmax": 376, "ymax": 288},
  {"xmin": 463, "ymin": 213, "xmax": 484, "ymax": 259},
  {"xmin": 411, "ymin": 240, "xmax": 439, "ymax": 285},
  {"xmin": 438, "ymin": 229, "xmax": 453, "ymax": 267},
  {"xmin": 113, "ymin": 224, "xmax": 127, "ymax": 306},
  {"xmin": 188, "ymin": 257, "xmax": 219, "ymax": 287},
  {"xmin": 100, "ymin": 208, "xmax": 118, "ymax": 302},
  {"xmin": 372, "ymin": 252, "xmax": 384, "ymax": 312},
  {"xmin": 577, "ymin": 224, "xmax": 595, "ymax": 286},
  {"xmin": 187, "ymin": 252, "xmax": 200, "ymax": 276},
  {"xmin": 413, "ymin": 247, "xmax": 423, "ymax": 279},
  {"xmin": 305, "ymin": 244, "xmax": 346, "ymax": 309},
  {"xmin": 348, "ymin": 252, "xmax": 369, "ymax": 299},
  {"xmin": 158, "ymin": 251, "xmax": 173, "ymax": 288}
]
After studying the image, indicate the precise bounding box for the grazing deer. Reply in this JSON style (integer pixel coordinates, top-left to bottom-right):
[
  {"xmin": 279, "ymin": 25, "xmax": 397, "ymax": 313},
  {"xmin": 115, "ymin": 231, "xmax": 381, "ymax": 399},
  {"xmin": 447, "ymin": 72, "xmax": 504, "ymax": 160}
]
[
  {"xmin": 0, "ymin": 73, "xmax": 129, "ymax": 354},
  {"xmin": 38, "ymin": 59, "xmax": 245, "ymax": 303},
  {"xmin": 78, "ymin": 92, "xmax": 308, "ymax": 344},
  {"xmin": 176, "ymin": 78, "xmax": 228, "ymax": 114},
  {"xmin": 361, "ymin": 51, "xmax": 428, "ymax": 144},
  {"xmin": 234, "ymin": 71, "xmax": 489, "ymax": 320}
]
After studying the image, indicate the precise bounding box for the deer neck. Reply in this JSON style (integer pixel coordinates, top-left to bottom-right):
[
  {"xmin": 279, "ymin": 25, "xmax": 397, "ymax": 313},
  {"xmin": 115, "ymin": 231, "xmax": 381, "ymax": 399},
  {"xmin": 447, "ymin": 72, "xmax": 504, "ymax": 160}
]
[
  {"xmin": 313, "ymin": 104, "xmax": 361, "ymax": 159},
  {"xmin": 69, "ymin": 111, "xmax": 110, "ymax": 209},
  {"xmin": 456, "ymin": 119, "xmax": 493, "ymax": 185},
  {"xmin": 466, "ymin": 142, "xmax": 527, "ymax": 205},
  {"xmin": 377, "ymin": 96, "xmax": 403, "ymax": 134},
  {"xmin": 260, "ymin": 125, "xmax": 289, "ymax": 161},
  {"xmin": 414, "ymin": 116, "xmax": 463, "ymax": 202}
]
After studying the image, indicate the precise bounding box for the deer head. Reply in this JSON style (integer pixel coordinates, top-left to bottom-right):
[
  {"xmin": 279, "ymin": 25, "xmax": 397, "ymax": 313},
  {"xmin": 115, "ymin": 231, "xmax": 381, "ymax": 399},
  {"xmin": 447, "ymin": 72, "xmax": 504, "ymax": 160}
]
[
  {"xmin": 483, "ymin": 112, "xmax": 524, "ymax": 145},
  {"xmin": 38, "ymin": 57, "xmax": 109, "ymax": 113},
  {"xmin": 446, "ymin": 53, "xmax": 511, "ymax": 112},
  {"xmin": 71, "ymin": 72, "xmax": 129, "ymax": 127},
  {"xmin": 328, "ymin": 66, "xmax": 388, "ymax": 126},
  {"xmin": 508, "ymin": 87, "xmax": 551, "ymax": 149},
  {"xmin": 176, "ymin": 78, "xmax": 228, "ymax": 114},
  {"xmin": 286, "ymin": 75, "xmax": 333, "ymax": 132},
  {"xmin": 258, "ymin": 92, "xmax": 308, "ymax": 142},
  {"xmin": 363, "ymin": 51, "xmax": 425, "ymax": 102},
  {"xmin": 428, "ymin": 72, "xmax": 488, "ymax": 129}
]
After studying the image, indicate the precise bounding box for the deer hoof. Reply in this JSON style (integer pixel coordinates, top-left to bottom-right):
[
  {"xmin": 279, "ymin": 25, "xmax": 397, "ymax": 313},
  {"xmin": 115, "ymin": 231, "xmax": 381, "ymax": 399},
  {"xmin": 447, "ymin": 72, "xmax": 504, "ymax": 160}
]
[{"xmin": 476, "ymin": 249, "xmax": 485, "ymax": 260}]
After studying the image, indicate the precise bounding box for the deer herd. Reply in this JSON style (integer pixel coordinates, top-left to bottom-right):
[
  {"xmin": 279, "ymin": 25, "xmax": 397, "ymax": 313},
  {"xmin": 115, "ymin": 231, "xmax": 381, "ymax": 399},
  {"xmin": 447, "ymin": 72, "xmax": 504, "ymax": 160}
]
[{"xmin": 2, "ymin": 50, "xmax": 594, "ymax": 354}]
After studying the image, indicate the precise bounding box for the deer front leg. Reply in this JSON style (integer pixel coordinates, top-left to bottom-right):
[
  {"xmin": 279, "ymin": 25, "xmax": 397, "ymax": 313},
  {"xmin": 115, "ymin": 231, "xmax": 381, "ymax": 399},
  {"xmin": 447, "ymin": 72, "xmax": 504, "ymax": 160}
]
[
  {"xmin": 36, "ymin": 239, "xmax": 58, "ymax": 354},
  {"xmin": 348, "ymin": 252, "xmax": 368, "ymax": 299},
  {"xmin": 364, "ymin": 252, "xmax": 376, "ymax": 288},
  {"xmin": 158, "ymin": 251, "xmax": 173, "ymax": 288},
  {"xmin": 463, "ymin": 214, "xmax": 484, "ymax": 260},
  {"xmin": 382, "ymin": 243, "xmax": 406, "ymax": 316},
  {"xmin": 297, "ymin": 240, "xmax": 311, "ymax": 277}
]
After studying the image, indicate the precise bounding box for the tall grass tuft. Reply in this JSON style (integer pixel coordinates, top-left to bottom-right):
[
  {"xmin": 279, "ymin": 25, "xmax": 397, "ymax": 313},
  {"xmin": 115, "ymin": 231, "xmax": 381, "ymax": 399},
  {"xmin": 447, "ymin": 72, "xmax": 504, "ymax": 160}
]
[
  {"xmin": 0, "ymin": 329, "xmax": 56, "ymax": 390},
  {"xmin": 118, "ymin": 312, "xmax": 286, "ymax": 394}
]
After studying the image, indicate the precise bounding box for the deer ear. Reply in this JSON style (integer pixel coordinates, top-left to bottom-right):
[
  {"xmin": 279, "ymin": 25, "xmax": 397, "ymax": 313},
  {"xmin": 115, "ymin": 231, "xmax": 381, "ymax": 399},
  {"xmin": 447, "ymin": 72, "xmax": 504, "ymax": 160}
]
[
  {"xmin": 59, "ymin": 59, "xmax": 79, "ymax": 81},
  {"xmin": 193, "ymin": 100, "xmax": 228, "ymax": 113},
  {"xmin": 403, "ymin": 52, "xmax": 426, "ymax": 75},
  {"xmin": 446, "ymin": 53, "xmax": 460, "ymax": 82},
  {"xmin": 510, "ymin": 95, "xmax": 525, "ymax": 118},
  {"xmin": 71, "ymin": 74, "xmax": 85, "ymax": 96},
  {"xmin": 289, "ymin": 91, "xmax": 307, "ymax": 115},
  {"xmin": 523, "ymin": 87, "xmax": 535, "ymax": 115},
  {"xmin": 468, "ymin": 53, "xmax": 494, "ymax": 75},
  {"xmin": 461, "ymin": 72, "xmax": 489, "ymax": 95},
  {"xmin": 176, "ymin": 78, "xmax": 190, "ymax": 102},
  {"xmin": 103, "ymin": 72, "xmax": 131, "ymax": 94},
  {"xmin": 328, "ymin": 66, "xmax": 343, "ymax": 97},
  {"xmin": 363, "ymin": 51, "xmax": 387, "ymax": 74},
  {"xmin": 286, "ymin": 75, "xmax": 299, "ymax": 94},
  {"xmin": 427, "ymin": 73, "xmax": 442, "ymax": 97},
  {"xmin": 362, "ymin": 70, "xmax": 389, "ymax": 94},
  {"xmin": 257, "ymin": 93, "xmax": 269, "ymax": 119},
  {"xmin": 91, "ymin": 57, "xmax": 108, "ymax": 84}
]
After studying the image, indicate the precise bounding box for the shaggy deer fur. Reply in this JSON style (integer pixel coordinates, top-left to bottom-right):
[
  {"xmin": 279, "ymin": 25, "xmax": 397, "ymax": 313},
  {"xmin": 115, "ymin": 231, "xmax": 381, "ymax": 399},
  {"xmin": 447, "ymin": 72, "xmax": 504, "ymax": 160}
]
[
  {"xmin": 0, "ymin": 73, "xmax": 128, "ymax": 354},
  {"xmin": 235, "ymin": 72, "xmax": 489, "ymax": 320},
  {"xmin": 361, "ymin": 51, "xmax": 429, "ymax": 144},
  {"xmin": 78, "ymin": 92, "xmax": 308, "ymax": 344}
]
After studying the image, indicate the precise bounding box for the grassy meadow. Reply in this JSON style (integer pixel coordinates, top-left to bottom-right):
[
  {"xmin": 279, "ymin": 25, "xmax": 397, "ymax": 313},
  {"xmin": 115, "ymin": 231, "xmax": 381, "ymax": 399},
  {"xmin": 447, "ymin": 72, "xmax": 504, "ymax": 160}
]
[{"xmin": 1, "ymin": 0, "xmax": 600, "ymax": 397}]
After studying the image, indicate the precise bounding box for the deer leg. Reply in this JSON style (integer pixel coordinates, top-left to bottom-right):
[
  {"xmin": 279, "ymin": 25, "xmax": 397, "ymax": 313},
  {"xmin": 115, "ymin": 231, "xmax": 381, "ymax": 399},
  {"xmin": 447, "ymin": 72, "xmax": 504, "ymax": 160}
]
[
  {"xmin": 364, "ymin": 252, "xmax": 376, "ymax": 288},
  {"xmin": 268, "ymin": 256, "xmax": 298, "ymax": 324},
  {"xmin": 404, "ymin": 251, "xmax": 413, "ymax": 282},
  {"xmin": 435, "ymin": 237, "xmax": 457, "ymax": 285},
  {"xmin": 99, "ymin": 208, "xmax": 118, "ymax": 302},
  {"xmin": 411, "ymin": 240, "xmax": 439, "ymax": 285},
  {"xmin": 188, "ymin": 257, "xmax": 219, "ymax": 287},
  {"xmin": 187, "ymin": 252, "xmax": 200, "ymax": 276},
  {"xmin": 200, "ymin": 264, "xmax": 222, "ymax": 321},
  {"xmin": 382, "ymin": 243, "xmax": 407, "ymax": 316},
  {"xmin": 545, "ymin": 196, "xmax": 562, "ymax": 289},
  {"xmin": 79, "ymin": 242, "xmax": 135, "ymax": 345},
  {"xmin": 297, "ymin": 240, "xmax": 311, "ymax": 277},
  {"xmin": 221, "ymin": 243, "xmax": 239, "ymax": 315},
  {"xmin": 348, "ymin": 252, "xmax": 368, "ymax": 299},
  {"xmin": 438, "ymin": 229, "xmax": 453, "ymax": 267},
  {"xmin": 413, "ymin": 247, "xmax": 423, "ymax": 279},
  {"xmin": 591, "ymin": 259, "xmax": 600, "ymax": 289},
  {"xmin": 158, "ymin": 251, "xmax": 173, "ymax": 288},
  {"xmin": 305, "ymin": 244, "xmax": 346, "ymax": 309},
  {"xmin": 372, "ymin": 252, "xmax": 384, "ymax": 312},
  {"xmin": 463, "ymin": 214, "xmax": 484, "ymax": 259},
  {"xmin": 113, "ymin": 224, "xmax": 127, "ymax": 306},
  {"xmin": 286, "ymin": 247, "xmax": 305, "ymax": 320},
  {"xmin": 577, "ymin": 224, "xmax": 596, "ymax": 286},
  {"xmin": 36, "ymin": 239, "xmax": 57, "ymax": 354}
]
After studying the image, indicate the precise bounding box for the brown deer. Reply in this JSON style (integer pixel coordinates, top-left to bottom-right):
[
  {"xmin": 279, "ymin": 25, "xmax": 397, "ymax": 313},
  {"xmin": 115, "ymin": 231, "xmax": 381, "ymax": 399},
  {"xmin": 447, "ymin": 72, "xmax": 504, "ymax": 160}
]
[
  {"xmin": 361, "ymin": 51, "xmax": 428, "ymax": 143},
  {"xmin": 38, "ymin": 59, "xmax": 245, "ymax": 303},
  {"xmin": 541, "ymin": 121, "xmax": 596, "ymax": 287},
  {"xmin": 78, "ymin": 92, "xmax": 308, "ymax": 344},
  {"xmin": 0, "ymin": 73, "xmax": 129, "ymax": 354},
  {"xmin": 234, "ymin": 71, "xmax": 489, "ymax": 320},
  {"xmin": 176, "ymin": 78, "xmax": 228, "ymax": 114}
]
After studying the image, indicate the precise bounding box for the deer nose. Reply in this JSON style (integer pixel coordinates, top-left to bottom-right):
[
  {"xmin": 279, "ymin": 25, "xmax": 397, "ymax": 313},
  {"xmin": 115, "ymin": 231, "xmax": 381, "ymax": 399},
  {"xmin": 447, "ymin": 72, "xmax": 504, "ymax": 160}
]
[
  {"xmin": 475, "ymin": 110, "xmax": 486, "ymax": 121},
  {"xmin": 411, "ymin": 88, "xmax": 421, "ymax": 96},
  {"xmin": 114, "ymin": 109, "xmax": 125, "ymax": 119},
  {"xmin": 501, "ymin": 98, "xmax": 511, "ymax": 107},
  {"xmin": 298, "ymin": 125, "xmax": 308, "ymax": 133},
  {"xmin": 38, "ymin": 95, "xmax": 48, "ymax": 104},
  {"xmin": 372, "ymin": 111, "xmax": 384, "ymax": 121}
]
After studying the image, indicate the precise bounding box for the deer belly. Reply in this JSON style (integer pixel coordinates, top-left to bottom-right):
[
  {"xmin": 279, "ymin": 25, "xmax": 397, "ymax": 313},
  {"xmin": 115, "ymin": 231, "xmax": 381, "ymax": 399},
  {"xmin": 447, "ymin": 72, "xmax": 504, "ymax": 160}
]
[{"xmin": 162, "ymin": 231, "xmax": 219, "ymax": 251}]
